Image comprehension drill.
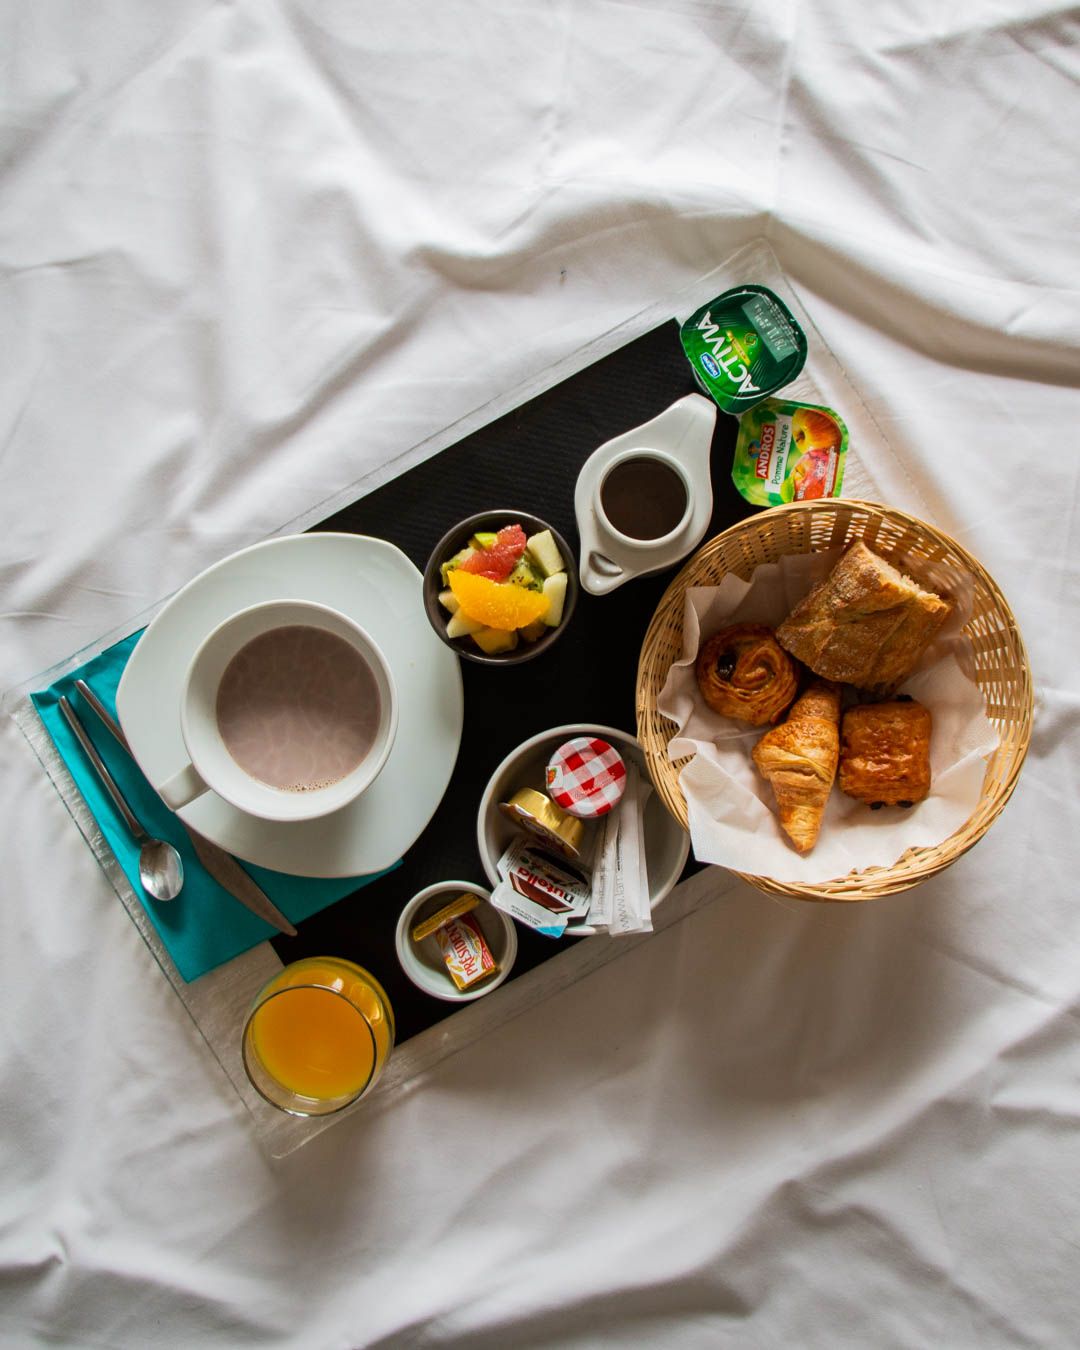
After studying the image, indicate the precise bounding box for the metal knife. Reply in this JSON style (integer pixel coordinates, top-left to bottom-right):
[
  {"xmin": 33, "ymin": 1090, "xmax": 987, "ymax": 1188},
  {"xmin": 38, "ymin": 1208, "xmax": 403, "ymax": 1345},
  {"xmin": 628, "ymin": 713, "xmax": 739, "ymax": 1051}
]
[
  {"xmin": 75, "ymin": 679, "xmax": 298, "ymax": 937},
  {"xmin": 184, "ymin": 829, "xmax": 298, "ymax": 937}
]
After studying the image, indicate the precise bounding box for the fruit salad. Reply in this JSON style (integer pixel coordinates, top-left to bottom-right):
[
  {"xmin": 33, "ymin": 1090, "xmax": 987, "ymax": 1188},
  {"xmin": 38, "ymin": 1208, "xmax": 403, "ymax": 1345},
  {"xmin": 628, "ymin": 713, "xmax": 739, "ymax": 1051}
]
[{"xmin": 438, "ymin": 524, "xmax": 569, "ymax": 655}]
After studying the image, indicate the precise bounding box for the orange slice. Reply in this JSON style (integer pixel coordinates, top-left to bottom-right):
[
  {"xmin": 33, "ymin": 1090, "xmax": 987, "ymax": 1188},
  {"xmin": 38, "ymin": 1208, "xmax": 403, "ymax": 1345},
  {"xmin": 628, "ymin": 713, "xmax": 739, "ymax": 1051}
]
[{"xmin": 448, "ymin": 570, "xmax": 549, "ymax": 632}]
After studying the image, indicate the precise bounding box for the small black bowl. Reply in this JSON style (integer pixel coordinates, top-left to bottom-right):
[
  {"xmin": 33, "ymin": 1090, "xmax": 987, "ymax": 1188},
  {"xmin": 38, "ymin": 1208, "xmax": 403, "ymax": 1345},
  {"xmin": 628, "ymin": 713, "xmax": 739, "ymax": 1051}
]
[{"xmin": 422, "ymin": 510, "xmax": 579, "ymax": 666}]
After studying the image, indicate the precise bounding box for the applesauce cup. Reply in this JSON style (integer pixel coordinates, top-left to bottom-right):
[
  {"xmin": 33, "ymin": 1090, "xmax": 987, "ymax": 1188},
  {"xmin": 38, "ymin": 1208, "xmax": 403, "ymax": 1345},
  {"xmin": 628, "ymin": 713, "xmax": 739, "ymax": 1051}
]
[{"xmin": 241, "ymin": 957, "xmax": 395, "ymax": 1117}]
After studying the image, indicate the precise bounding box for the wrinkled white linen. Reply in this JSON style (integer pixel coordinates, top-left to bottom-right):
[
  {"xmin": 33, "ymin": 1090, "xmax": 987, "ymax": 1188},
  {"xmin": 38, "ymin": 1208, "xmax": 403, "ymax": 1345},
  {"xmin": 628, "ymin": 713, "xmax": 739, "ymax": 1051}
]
[{"xmin": 2, "ymin": 2, "xmax": 1079, "ymax": 1346}]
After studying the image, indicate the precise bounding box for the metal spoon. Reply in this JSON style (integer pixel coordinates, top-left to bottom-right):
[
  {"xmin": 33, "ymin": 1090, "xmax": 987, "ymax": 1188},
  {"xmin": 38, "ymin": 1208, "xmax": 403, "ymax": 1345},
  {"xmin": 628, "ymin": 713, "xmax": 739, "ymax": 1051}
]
[
  {"xmin": 58, "ymin": 695, "xmax": 184, "ymax": 903},
  {"xmin": 74, "ymin": 679, "xmax": 297, "ymax": 936}
]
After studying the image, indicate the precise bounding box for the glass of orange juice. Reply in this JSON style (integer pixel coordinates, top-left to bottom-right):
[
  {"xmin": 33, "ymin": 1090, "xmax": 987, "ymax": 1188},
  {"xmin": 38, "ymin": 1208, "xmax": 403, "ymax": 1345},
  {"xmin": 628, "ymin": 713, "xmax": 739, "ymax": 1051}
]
[{"xmin": 241, "ymin": 957, "xmax": 395, "ymax": 1116}]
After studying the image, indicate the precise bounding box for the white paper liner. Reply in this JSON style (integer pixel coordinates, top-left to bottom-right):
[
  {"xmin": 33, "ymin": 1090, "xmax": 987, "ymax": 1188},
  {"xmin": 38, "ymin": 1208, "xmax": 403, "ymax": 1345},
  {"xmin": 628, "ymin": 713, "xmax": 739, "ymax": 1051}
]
[{"xmin": 656, "ymin": 551, "xmax": 1000, "ymax": 884}]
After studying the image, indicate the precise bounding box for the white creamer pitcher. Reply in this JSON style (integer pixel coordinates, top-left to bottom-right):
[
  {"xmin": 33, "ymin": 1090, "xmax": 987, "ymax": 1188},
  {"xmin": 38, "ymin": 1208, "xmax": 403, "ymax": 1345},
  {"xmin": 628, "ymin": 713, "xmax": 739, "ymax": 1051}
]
[{"xmin": 574, "ymin": 394, "xmax": 718, "ymax": 595}]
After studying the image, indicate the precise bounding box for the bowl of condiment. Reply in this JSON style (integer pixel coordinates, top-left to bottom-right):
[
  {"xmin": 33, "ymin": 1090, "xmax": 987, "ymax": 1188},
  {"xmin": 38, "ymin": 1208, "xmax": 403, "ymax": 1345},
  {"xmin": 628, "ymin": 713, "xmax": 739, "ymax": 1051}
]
[
  {"xmin": 422, "ymin": 510, "xmax": 579, "ymax": 665},
  {"xmin": 476, "ymin": 723, "xmax": 691, "ymax": 936},
  {"xmin": 394, "ymin": 881, "xmax": 517, "ymax": 1002}
]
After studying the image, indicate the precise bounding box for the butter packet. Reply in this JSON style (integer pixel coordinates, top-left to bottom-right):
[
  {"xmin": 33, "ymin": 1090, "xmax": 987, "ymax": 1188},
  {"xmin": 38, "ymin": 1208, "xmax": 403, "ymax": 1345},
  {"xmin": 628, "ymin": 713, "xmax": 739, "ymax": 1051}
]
[
  {"xmin": 434, "ymin": 913, "xmax": 500, "ymax": 991},
  {"xmin": 732, "ymin": 398, "xmax": 848, "ymax": 507}
]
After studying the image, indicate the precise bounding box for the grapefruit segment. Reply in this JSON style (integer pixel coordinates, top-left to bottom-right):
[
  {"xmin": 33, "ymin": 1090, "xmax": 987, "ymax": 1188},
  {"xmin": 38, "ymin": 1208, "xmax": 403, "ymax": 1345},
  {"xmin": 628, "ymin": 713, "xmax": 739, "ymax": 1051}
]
[{"xmin": 459, "ymin": 525, "xmax": 528, "ymax": 582}]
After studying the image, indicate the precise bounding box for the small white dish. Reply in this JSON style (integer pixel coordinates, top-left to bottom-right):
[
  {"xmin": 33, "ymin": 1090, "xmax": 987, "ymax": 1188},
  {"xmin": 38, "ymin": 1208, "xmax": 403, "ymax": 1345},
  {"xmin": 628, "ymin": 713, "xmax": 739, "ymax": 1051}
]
[
  {"xmin": 574, "ymin": 393, "xmax": 718, "ymax": 596},
  {"xmin": 476, "ymin": 723, "xmax": 691, "ymax": 937},
  {"xmin": 395, "ymin": 881, "xmax": 517, "ymax": 1002},
  {"xmin": 116, "ymin": 533, "xmax": 464, "ymax": 878}
]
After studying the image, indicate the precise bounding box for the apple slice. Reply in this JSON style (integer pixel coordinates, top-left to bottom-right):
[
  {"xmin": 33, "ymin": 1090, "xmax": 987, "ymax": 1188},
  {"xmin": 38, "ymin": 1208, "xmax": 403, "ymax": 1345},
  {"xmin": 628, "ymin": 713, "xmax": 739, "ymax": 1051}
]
[
  {"xmin": 525, "ymin": 530, "xmax": 565, "ymax": 578},
  {"xmin": 439, "ymin": 588, "xmax": 460, "ymax": 614},
  {"xmin": 472, "ymin": 626, "xmax": 519, "ymax": 655},
  {"xmin": 541, "ymin": 572, "xmax": 567, "ymax": 627},
  {"xmin": 447, "ymin": 610, "xmax": 485, "ymax": 639},
  {"xmin": 440, "ymin": 546, "xmax": 475, "ymax": 584}
]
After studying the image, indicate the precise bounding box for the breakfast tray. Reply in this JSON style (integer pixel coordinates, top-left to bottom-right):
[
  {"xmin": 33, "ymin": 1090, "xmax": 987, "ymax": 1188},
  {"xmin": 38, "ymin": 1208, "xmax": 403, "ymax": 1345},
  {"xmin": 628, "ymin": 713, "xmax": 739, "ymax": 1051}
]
[{"xmin": 6, "ymin": 239, "xmax": 911, "ymax": 1157}]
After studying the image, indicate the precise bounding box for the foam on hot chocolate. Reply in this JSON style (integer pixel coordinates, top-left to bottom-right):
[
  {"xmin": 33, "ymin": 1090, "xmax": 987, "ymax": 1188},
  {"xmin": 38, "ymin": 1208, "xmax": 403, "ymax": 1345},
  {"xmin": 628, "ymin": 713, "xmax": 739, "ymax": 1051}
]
[{"xmin": 215, "ymin": 625, "xmax": 380, "ymax": 792}]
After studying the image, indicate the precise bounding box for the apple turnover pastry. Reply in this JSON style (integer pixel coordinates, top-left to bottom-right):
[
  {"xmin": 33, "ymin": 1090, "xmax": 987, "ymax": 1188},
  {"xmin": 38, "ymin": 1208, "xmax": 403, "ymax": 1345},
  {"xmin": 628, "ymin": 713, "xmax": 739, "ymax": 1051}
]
[
  {"xmin": 752, "ymin": 681, "xmax": 841, "ymax": 854},
  {"xmin": 695, "ymin": 624, "xmax": 799, "ymax": 726},
  {"xmin": 839, "ymin": 697, "xmax": 932, "ymax": 808},
  {"xmin": 776, "ymin": 541, "xmax": 952, "ymax": 695}
]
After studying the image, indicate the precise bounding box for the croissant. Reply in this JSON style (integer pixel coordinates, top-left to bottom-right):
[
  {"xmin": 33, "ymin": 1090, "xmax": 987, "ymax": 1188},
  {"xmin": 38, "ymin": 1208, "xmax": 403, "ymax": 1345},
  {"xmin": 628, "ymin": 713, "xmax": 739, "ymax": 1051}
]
[
  {"xmin": 839, "ymin": 697, "xmax": 932, "ymax": 807},
  {"xmin": 752, "ymin": 681, "xmax": 841, "ymax": 854},
  {"xmin": 695, "ymin": 624, "xmax": 799, "ymax": 726}
]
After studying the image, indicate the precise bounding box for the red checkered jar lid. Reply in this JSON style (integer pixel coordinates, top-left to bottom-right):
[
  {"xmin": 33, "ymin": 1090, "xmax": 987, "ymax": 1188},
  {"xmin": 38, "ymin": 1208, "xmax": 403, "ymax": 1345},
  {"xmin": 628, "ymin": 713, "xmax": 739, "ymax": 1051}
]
[{"xmin": 545, "ymin": 736, "xmax": 627, "ymax": 819}]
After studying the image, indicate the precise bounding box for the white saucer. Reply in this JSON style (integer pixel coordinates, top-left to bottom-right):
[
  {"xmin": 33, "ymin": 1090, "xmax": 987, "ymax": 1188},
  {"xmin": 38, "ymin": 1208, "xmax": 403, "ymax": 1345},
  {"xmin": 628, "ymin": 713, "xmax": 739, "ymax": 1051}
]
[
  {"xmin": 574, "ymin": 394, "xmax": 718, "ymax": 595},
  {"xmin": 116, "ymin": 533, "xmax": 464, "ymax": 878}
]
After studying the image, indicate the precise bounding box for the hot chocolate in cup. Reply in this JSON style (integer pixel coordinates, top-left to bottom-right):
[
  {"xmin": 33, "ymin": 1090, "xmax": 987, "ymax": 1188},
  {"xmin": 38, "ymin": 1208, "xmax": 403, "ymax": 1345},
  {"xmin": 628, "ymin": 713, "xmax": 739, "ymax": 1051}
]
[
  {"xmin": 157, "ymin": 599, "xmax": 397, "ymax": 823},
  {"xmin": 595, "ymin": 449, "xmax": 694, "ymax": 551}
]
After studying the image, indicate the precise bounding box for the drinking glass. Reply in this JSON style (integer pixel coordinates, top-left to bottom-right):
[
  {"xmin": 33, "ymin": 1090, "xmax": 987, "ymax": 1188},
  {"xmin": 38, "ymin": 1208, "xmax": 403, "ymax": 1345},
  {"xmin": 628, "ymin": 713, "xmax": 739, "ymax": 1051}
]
[{"xmin": 242, "ymin": 957, "xmax": 395, "ymax": 1116}]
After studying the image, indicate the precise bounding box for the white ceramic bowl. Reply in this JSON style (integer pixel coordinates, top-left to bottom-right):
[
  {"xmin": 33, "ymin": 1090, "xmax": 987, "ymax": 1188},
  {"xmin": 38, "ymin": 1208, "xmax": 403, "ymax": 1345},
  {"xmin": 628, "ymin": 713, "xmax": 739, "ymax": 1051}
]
[
  {"xmin": 476, "ymin": 723, "xmax": 691, "ymax": 937},
  {"xmin": 394, "ymin": 881, "xmax": 518, "ymax": 1002}
]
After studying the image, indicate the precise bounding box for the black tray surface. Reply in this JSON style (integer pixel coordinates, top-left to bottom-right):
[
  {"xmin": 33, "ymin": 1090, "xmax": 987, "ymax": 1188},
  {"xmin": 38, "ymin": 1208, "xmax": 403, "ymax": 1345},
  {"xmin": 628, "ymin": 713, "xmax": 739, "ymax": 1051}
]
[{"xmin": 272, "ymin": 318, "xmax": 749, "ymax": 1044}]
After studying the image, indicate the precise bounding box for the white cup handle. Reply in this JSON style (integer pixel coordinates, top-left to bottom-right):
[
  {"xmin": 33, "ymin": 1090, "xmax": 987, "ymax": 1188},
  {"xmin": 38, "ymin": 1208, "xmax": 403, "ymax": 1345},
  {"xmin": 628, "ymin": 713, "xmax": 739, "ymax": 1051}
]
[
  {"xmin": 580, "ymin": 551, "xmax": 628, "ymax": 596},
  {"xmin": 158, "ymin": 762, "xmax": 210, "ymax": 810}
]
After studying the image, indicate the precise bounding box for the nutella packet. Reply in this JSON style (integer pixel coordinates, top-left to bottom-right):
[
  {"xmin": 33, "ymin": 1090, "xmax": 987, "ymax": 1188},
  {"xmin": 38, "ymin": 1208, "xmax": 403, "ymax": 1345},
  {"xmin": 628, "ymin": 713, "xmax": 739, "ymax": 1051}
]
[
  {"xmin": 491, "ymin": 838, "xmax": 592, "ymax": 938},
  {"xmin": 490, "ymin": 885, "xmax": 568, "ymax": 940},
  {"xmin": 732, "ymin": 398, "xmax": 848, "ymax": 507}
]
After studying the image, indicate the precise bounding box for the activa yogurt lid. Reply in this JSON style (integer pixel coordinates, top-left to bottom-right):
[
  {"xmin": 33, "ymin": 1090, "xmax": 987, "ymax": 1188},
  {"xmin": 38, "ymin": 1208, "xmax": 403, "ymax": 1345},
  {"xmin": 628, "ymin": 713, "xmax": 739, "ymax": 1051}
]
[{"xmin": 680, "ymin": 284, "xmax": 807, "ymax": 414}]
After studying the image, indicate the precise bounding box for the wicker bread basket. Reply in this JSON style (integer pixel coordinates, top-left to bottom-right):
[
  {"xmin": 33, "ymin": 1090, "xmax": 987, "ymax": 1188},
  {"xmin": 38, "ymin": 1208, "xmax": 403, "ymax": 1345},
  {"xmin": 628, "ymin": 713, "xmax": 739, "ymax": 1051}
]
[{"xmin": 635, "ymin": 500, "xmax": 1033, "ymax": 901}]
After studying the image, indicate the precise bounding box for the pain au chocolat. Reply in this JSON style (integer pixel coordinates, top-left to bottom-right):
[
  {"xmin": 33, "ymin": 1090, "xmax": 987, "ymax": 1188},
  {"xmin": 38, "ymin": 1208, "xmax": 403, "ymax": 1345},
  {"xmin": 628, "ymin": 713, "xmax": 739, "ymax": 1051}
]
[
  {"xmin": 775, "ymin": 541, "xmax": 952, "ymax": 696},
  {"xmin": 839, "ymin": 697, "xmax": 932, "ymax": 808}
]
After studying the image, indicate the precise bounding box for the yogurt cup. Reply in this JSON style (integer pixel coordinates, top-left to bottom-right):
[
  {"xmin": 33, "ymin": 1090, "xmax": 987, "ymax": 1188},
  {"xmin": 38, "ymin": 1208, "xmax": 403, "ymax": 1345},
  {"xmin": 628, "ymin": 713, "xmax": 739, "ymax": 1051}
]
[{"xmin": 680, "ymin": 284, "xmax": 807, "ymax": 414}]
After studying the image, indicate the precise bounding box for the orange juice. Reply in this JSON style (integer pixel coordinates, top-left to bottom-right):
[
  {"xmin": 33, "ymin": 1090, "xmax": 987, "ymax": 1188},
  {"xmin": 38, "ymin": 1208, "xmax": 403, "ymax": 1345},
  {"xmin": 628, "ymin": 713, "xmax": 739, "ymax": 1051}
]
[{"xmin": 244, "ymin": 957, "xmax": 394, "ymax": 1111}]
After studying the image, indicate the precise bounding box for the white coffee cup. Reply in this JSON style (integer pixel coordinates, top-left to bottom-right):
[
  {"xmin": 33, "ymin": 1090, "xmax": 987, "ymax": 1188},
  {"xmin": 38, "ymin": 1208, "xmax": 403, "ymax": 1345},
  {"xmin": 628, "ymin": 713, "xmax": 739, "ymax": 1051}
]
[
  {"xmin": 594, "ymin": 448, "xmax": 694, "ymax": 551},
  {"xmin": 157, "ymin": 599, "xmax": 397, "ymax": 823}
]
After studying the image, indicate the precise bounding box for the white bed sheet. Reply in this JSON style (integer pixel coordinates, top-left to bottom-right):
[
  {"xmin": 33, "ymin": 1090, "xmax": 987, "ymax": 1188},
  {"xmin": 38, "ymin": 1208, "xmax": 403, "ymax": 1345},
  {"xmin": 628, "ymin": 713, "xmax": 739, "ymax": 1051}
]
[{"xmin": 2, "ymin": 2, "xmax": 1079, "ymax": 1345}]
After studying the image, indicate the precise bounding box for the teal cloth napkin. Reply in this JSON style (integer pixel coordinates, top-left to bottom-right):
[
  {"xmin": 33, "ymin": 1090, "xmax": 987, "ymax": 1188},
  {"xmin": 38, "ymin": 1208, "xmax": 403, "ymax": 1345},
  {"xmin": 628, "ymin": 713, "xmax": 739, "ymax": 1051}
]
[{"xmin": 32, "ymin": 632, "xmax": 398, "ymax": 983}]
